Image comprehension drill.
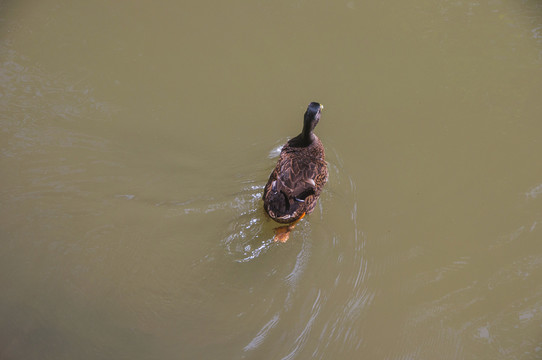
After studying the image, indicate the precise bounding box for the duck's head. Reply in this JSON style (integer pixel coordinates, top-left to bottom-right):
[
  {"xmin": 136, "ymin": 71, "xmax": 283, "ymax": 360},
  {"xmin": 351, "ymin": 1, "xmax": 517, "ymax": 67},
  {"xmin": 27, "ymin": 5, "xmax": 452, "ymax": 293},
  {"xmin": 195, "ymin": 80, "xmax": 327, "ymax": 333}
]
[{"xmin": 304, "ymin": 102, "xmax": 324, "ymax": 132}]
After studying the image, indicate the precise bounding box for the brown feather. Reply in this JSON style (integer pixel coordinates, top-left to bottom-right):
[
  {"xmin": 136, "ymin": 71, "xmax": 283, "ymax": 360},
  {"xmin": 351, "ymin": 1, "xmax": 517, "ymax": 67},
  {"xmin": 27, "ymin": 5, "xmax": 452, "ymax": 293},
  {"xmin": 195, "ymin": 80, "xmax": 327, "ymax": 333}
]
[{"xmin": 263, "ymin": 134, "xmax": 328, "ymax": 224}]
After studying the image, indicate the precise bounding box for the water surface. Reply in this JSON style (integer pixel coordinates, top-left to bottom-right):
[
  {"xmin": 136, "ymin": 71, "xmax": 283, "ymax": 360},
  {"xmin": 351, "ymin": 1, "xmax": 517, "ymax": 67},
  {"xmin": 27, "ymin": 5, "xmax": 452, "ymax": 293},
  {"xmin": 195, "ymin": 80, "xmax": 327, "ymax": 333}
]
[{"xmin": 1, "ymin": 0, "xmax": 542, "ymax": 359}]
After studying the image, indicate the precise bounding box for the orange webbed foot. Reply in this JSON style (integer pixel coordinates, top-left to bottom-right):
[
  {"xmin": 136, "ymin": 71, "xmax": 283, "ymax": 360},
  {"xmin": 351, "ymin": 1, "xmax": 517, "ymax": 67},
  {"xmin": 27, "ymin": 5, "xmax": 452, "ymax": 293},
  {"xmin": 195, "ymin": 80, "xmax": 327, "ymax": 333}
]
[
  {"xmin": 273, "ymin": 226, "xmax": 291, "ymax": 243},
  {"xmin": 273, "ymin": 212, "xmax": 306, "ymax": 243}
]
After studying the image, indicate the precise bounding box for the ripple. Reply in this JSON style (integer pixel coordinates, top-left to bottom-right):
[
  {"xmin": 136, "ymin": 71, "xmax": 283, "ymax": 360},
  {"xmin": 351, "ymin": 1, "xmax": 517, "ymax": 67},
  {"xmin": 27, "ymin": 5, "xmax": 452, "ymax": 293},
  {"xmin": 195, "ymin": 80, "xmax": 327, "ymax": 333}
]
[
  {"xmin": 243, "ymin": 312, "xmax": 281, "ymax": 352},
  {"xmin": 526, "ymin": 182, "xmax": 542, "ymax": 199},
  {"xmin": 170, "ymin": 142, "xmax": 368, "ymax": 358},
  {"xmin": 221, "ymin": 184, "xmax": 278, "ymax": 263},
  {"xmin": 231, "ymin": 144, "xmax": 371, "ymax": 358},
  {"xmin": 268, "ymin": 143, "xmax": 284, "ymax": 159}
]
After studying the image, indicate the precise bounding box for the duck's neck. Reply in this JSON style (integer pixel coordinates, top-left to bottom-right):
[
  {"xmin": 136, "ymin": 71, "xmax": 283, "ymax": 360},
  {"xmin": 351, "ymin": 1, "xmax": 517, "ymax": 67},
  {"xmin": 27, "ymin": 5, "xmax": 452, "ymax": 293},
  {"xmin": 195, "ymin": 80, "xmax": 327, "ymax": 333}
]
[{"xmin": 300, "ymin": 124, "xmax": 314, "ymax": 145}]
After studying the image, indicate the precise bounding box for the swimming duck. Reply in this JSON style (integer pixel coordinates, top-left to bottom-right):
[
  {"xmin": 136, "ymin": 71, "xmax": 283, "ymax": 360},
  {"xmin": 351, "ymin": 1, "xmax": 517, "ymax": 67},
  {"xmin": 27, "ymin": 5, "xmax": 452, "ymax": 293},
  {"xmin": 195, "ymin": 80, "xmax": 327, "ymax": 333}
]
[{"xmin": 263, "ymin": 102, "xmax": 328, "ymax": 242}]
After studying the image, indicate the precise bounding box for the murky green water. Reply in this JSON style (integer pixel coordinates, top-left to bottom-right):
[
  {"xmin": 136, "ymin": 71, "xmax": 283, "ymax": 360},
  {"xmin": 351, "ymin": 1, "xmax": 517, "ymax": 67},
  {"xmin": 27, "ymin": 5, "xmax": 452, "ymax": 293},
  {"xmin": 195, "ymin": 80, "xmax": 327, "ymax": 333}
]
[{"xmin": 1, "ymin": 0, "xmax": 542, "ymax": 359}]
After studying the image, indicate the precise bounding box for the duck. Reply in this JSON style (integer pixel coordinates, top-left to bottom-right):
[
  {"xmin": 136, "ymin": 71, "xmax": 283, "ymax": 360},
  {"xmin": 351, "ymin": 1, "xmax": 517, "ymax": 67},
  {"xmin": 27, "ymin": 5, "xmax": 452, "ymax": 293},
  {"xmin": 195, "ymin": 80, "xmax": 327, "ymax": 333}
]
[{"xmin": 263, "ymin": 102, "xmax": 328, "ymax": 242}]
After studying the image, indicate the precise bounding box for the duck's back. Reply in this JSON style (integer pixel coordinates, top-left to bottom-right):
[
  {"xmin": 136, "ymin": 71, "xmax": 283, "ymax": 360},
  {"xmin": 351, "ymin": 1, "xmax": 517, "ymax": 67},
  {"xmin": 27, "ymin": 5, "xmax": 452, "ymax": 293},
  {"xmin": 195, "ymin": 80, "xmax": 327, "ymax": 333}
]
[{"xmin": 263, "ymin": 135, "xmax": 328, "ymax": 223}]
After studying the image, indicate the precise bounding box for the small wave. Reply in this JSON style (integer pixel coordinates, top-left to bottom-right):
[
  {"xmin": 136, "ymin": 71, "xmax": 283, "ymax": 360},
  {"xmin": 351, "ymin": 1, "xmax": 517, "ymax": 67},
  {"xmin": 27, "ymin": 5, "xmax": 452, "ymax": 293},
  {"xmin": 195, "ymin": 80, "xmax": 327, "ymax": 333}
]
[
  {"xmin": 268, "ymin": 142, "xmax": 284, "ymax": 159},
  {"xmin": 232, "ymin": 143, "xmax": 372, "ymax": 358},
  {"xmin": 221, "ymin": 184, "xmax": 278, "ymax": 263},
  {"xmin": 526, "ymin": 183, "xmax": 542, "ymax": 199}
]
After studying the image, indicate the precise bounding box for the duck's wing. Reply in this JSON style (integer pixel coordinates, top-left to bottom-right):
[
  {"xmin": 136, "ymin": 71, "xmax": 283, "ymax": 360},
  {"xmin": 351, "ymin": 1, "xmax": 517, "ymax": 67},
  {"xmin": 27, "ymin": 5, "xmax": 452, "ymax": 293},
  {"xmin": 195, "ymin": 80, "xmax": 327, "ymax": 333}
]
[
  {"xmin": 280, "ymin": 157, "xmax": 328, "ymax": 201},
  {"xmin": 263, "ymin": 157, "xmax": 304, "ymax": 219},
  {"xmin": 264, "ymin": 149, "xmax": 328, "ymax": 221}
]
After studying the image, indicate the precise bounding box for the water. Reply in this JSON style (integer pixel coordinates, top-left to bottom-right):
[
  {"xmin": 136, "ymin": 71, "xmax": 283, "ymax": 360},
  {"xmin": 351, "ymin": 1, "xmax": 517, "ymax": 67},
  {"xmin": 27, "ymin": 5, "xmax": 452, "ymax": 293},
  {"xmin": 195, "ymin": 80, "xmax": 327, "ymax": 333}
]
[{"xmin": 1, "ymin": 0, "xmax": 542, "ymax": 359}]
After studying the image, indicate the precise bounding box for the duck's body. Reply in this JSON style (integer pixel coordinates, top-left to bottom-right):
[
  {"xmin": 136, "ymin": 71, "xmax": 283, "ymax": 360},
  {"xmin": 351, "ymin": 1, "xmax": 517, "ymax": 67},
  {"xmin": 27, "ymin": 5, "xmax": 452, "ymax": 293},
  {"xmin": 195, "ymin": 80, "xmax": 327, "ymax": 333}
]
[
  {"xmin": 263, "ymin": 102, "xmax": 328, "ymax": 241},
  {"xmin": 263, "ymin": 134, "xmax": 327, "ymax": 223}
]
